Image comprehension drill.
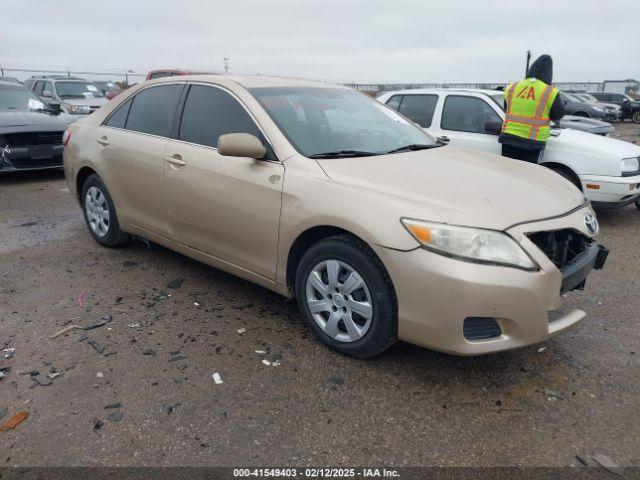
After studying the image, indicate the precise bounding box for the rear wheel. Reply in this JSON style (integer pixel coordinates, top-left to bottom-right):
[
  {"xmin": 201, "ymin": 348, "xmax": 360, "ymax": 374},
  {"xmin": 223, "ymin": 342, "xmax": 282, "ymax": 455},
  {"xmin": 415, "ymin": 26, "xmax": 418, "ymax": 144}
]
[
  {"xmin": 81, "ymin": 174, "xmax": 129, "ymax": 247},
  {"xmin": 294, "ymin": 235, "xmax": 397, "ymax": 358},
  {"xmin": 632, "ymin": 110, "xmax": 640, "ymax": 123},
  {"xmin": 635, "ymin": 197, "xmax": 640, "ymax": 210}
]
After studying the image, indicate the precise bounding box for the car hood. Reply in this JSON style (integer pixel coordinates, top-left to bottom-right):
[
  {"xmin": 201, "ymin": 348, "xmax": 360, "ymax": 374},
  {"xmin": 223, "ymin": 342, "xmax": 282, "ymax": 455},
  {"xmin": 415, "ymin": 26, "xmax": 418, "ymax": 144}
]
[
  {"xmin": 557, "ymin": 115, "xmax": 614, "ymax": 133},
  {"xmin": 61, "ymin": 98, "xmax": 108, "ymax": 106},
  {"xmin": 0, "ymin": 110, "xmax": 76, "ymax": 129},
  {"xmin": 316, "ymin": 146, "xmax": 585, "ymax": 231},
  {"xmin": 548, "ymin": 126, "xmax": 640, "ymax": 158}
]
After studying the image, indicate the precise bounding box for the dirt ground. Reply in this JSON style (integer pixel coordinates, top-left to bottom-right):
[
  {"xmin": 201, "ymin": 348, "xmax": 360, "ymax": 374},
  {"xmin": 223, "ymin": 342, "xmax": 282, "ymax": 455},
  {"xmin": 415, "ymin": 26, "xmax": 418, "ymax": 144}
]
[{"xmin": 0, "ymin": 123, "xmax": 639, "ymax": 469}]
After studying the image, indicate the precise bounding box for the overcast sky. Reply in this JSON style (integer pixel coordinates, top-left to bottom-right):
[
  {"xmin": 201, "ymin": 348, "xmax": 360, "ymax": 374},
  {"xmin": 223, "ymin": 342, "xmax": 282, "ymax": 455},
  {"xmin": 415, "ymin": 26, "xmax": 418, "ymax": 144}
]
[{"xmin": 2, "ymin": 0, "xmax": 638, "ymax": 84}]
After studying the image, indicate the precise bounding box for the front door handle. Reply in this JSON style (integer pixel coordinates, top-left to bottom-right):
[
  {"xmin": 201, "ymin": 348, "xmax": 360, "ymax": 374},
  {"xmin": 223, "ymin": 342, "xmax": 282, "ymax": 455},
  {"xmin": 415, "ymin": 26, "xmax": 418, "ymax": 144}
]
[
  {"xmin": 165, "ymin": 154, "xmax": 186, "ymax": 167},
  {"xmin": 436, "ymin": 135, "xmax": 450, "ymax": 144},
  {"xmin": 96, "ymin": 136, "xmax": 110, "ymax": 146}
]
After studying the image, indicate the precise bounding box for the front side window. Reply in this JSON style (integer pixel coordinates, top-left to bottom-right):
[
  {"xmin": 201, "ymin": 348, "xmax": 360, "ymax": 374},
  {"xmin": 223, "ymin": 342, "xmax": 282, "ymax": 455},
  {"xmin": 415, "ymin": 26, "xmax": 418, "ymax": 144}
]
[
  {"xmin": 55, "ymin": 81, "xmax": 105, "ymax": 99},
  {"xmin": 179, "ymin": 84, "xmax": 264, "ymax": 149},
  {"xmin": 125, "ymin": 84, "xmax": 183, "ymax": 137},
  {"xmin": 396, "ymin": 95, "xmax": 438, "ymax": 127},
  {"xmin": 385, "ymin": 95, "xmax": 402, "ymax": 111},
  {"xmin": 441, "ymin": 96, "xmax": 502, "ymax": 134},
  {"xmin": 250, "ymin": 87, "xmax": 437, "ymax": 157},
  {"xmin": 42, "ymin": 81, "xmax": 54, "ymax": 96}
]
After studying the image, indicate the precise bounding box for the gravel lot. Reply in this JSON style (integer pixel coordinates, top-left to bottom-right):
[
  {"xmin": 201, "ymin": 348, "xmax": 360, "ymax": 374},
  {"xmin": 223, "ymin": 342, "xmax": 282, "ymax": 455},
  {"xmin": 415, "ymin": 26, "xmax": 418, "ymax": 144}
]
[{"xmin": 1, "ymin": 123, "xmax": 639, "ymax": 469}]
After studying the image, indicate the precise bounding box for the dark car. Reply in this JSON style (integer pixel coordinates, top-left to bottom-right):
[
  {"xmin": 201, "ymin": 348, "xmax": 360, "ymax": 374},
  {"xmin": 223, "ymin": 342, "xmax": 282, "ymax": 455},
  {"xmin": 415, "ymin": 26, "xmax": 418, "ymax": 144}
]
[
  {"xmin": 0, "ymin": 76, "xmax": 21, "ymax": 85},
  {"xmin": 559, "ymin": 92, "xmax": 609, "ymax": 120},
  {"xmin": 0, "ymin": 83, "xmax": 76, "ymax": 172},
  {"xmin": 587, "ymin": 91, "xmax": 640, "ymax": 123}
]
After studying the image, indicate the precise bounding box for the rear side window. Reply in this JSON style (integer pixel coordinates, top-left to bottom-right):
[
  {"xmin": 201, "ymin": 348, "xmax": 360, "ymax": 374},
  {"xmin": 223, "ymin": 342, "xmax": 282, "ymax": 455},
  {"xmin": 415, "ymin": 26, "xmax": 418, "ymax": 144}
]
[
  {"xmin": 610, "ymin": 94, "xmax": 625, "ymax": 102},
  {"xmin": 104, "ymin": 98, "xmax": 132, "ymax": 129},
  {"xmin": 397, "ymin": 95, "xmax": 438, "ymax": 127},
  {"xmin": 179, "ymin": 84, "xmax": 264, "ymax": 149},
  {"xmin": 441, "ymin": 95, "xmax": 501, "ymax": 134},
  {"xmin": 125, "ymin": 84, "xmax": 182, "ymax": 137}
]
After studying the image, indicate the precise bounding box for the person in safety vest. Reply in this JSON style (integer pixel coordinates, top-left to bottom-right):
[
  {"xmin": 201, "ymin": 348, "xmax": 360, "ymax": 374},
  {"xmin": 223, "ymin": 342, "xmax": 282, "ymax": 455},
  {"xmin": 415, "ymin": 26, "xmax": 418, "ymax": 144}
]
[{"xmin": 499, "ymin": 54, "xmax": 565, "ymax": 164}]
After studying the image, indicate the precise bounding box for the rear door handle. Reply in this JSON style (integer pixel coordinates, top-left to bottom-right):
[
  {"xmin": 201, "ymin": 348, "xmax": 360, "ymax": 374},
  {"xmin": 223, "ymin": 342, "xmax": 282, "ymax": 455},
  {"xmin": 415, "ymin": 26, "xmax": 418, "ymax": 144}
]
[
  {"xmin": 165, "ymin": 154, "xmax": 186, "ymax": 167},
  {"xmin": 96, "ymin": 136, "xmax": 110, "ymax": 146}
]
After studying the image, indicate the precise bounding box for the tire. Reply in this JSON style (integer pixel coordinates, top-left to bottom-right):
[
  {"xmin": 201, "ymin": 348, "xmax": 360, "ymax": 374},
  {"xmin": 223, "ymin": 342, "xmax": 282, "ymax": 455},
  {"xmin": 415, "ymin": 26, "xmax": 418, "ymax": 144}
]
[
  {"xmin": 632, "ymin": 110, "xmax": 640, "ymax": 124},
  {"xmin": 80, "ymin": 174, "xmax": 129, "ymax": 247},
  {"xmin": 636, "ymin": 197, "xmax": 640, "ymax": 210},
  {"xmin": 294, "ymin": 235, "xmax": 397, "ymax": 358},
  {"xmin": 548, "ymin": 166, "xmax": 581, "ymax": 191}
]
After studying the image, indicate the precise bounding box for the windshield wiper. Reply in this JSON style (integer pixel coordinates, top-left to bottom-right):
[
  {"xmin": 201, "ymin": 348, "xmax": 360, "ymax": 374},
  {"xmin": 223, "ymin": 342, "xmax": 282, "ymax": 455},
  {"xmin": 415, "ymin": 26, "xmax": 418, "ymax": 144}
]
[
  {"xmin": 385, "ymin": 144, "xmax": 440, "ymax": 154},
  {"xmin": 308, "ymin": 150, "xmax": 379, "ymax": 159}
]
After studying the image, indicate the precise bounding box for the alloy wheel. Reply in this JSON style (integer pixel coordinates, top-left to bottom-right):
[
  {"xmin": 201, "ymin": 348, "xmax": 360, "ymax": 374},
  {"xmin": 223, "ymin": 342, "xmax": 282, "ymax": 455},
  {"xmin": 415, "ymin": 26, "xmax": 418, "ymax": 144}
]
[{"xmin": 85, "ymin": 186, "xmax": 110, "ymax": 238}]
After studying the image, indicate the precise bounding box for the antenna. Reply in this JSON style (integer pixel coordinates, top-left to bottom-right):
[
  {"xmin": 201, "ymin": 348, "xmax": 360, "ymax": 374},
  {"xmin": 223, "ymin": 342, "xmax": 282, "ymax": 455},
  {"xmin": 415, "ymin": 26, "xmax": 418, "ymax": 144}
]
[{"xmin": 223, "ymin": 57, "xmax": 230, "ymax": 74}]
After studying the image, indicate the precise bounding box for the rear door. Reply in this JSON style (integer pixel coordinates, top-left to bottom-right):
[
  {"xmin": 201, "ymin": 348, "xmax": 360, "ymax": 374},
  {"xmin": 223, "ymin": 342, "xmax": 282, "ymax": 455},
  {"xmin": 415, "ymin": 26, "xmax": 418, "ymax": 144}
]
[
  {"xmin": 432, "ymin": 93, "xmax": 503, "ymax": 155},
  {"xmin": 163, "ymin": 83, "xmax": 284, "ymax": 279},
  {"xmin": 95, "ymin": 83, "xmax": 184, "ymax": 236}
]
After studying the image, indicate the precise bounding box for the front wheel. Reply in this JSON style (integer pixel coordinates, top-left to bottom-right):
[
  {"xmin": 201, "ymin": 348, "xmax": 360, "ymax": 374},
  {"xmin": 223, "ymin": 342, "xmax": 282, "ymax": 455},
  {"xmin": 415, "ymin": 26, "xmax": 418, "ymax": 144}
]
[
  {"xmin": 635, "ymin": 197, "xmax": 640, "ymax": 210},
  {"xmin": 81, "ymin": 174, "xmax": 129, "ymax": 247},
  {"xmin": 294, "ymin": 235, "xmax": 397, "ymax": 358}
]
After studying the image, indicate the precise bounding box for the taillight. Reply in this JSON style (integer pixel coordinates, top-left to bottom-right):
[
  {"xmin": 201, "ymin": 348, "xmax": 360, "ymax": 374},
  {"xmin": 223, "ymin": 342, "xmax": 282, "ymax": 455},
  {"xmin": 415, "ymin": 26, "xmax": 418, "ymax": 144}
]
[{"xmin": 62, "ymin": 131, "xmax": 71, "ymax": 146}]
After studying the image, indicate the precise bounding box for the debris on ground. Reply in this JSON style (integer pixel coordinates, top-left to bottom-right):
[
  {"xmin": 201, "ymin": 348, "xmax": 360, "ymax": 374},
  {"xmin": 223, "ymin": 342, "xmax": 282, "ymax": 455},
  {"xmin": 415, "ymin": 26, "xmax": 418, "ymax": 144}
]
[
  {"xmin": 212, "ymin": 372, "xmax": 223, "ymax": 384},
  {"xmin": 262, "ymin": 359, "xmax": 272, "ymax": 366},
  {"xmin": 592, "ymin": 454, "xmax": 624, "ymax": 476},
  {"xmin": 164, "ymin": 403, "xmax": 181, "ymax": 415},
  {"xmin": 143, "ymin": 349, "xmax": 156, "ymax": 356},
  {"xmin": 544, "ymin": 389, "xmax": 566, "ymax": 400},
  {"xmin": 166, "ymin": 278, "xmax": 184, "ymax": 289},
  {"xmin": 83, "ymin": 314, "xmax": 113, "ymax": 331},
  {"xmin": 0, "ymin": 411, "xmax": 29, "ymax": 432},
  {"xmin": 168, "ymin": 354, "xmax": 188, "ymax": 362},
  {"xmin": 237, "ymin": 328, "xmax": 246, "ymax": 334},
  {"xmin": 31, "ymin": 373, "xmax": 53, "ymax": 386},
  {"xmin": 88, "ymin": 340, "xmax": 105, "ymax": 354},
  {"xmin": 575, "ymin": 455, "xmax": 588, "ymax": 466},
  {"xmin": 0, "ymin": 408, "xmax": 7, "ymax": 419},
  {"xmin": 537, "ymin": 347, "xmax": 547, "ymax": 353},
  {"xmin": 255, "ymin": 350, "xmax": 266, "ymax": 354},
  {"xmin": 107, "ymin": 412, "xmax": 123, "ymax": 422},
  {"xmin": 104, "ymin": 402, "xmax": 122, "ymax": 409},
  {"xmin": 50, "ymin": 324, "xmax": 82, "ymax": 338},
  {"xmin": 328, "ymin": 377, "xmax": 345, "ymax": 388},
  {"xmin": 122, "ymin": 260, "xmax": 138, "ymax": 267},
  {"xmin": 93, "ymin": 419, "xmax": 104, "ymax": 433},
  {"xmin": 77, "ymin": 289, "xmax": 88, "ymax": 308},
  {"xmin": 194, "ymin": 302, "xmax": 200, "ymax": 307},
  {"xmin": 128, "ymin": 322, "xmax": 142, "ymax": 329},
  {"xmin": 96, "ymin": 372, "xmax": 104, "ymax": 379}
]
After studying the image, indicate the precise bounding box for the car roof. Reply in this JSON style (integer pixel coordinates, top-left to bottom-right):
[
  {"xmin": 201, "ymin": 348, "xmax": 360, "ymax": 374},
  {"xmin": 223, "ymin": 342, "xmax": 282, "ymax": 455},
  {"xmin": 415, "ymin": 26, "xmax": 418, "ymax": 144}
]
[
  {"xmin": 380, "ymin": 87, "xmax": 503, "ymax": 96},
  {"xmin": 148, "ymin": 74, "xmax": 342, "ymax": 90}
]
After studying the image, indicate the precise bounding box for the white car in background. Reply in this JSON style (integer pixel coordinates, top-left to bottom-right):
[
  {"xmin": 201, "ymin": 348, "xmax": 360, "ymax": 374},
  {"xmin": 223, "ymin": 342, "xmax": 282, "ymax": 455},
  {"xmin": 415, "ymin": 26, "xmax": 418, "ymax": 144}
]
[{"xmin": 377, "ymin": 88, "xmax": 640, "ymax": 209}]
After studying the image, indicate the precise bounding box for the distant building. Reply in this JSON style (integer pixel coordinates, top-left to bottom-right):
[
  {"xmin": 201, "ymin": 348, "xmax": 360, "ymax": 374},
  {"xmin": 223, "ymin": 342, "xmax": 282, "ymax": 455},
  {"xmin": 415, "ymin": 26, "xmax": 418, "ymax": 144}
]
[{"xmin": 602, "ymin": 79, "xmax": 639, "ymax": 95}]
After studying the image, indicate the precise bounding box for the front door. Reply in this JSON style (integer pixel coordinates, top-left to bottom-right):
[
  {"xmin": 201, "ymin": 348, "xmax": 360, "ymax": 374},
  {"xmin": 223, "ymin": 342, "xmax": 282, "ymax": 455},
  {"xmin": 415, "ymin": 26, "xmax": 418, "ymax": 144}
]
[
  {"xmin": 434, "ymin": 94, "xmax": 503, "ymax": 155},
  {"xmin": 163, "ymin": 84, "xmax": 284, "ymax": 280}
]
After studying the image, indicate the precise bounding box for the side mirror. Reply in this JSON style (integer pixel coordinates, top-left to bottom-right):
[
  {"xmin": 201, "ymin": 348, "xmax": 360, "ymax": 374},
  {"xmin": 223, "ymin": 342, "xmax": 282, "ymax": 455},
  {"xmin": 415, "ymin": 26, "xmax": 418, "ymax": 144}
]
[
  {"xmin": 218, "ymin": 133, "xmax": 266, "ymax": 159},
  {"xmin": 49, "ymin": 102, "xmax": 61, "ymax": 113},
  {"xmin": 484, "ymin": 120, "xmax": 503, "ymax": 135},
  {"xmin": 42, "ymin": 90, "xmax": 54, "ymax": 98}
]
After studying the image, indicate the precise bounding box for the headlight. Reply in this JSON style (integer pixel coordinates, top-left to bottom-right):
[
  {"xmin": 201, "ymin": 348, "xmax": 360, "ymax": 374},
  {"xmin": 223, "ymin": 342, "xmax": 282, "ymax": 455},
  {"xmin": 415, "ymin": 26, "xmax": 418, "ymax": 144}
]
[
  {"xmin": 66, "ymin": 105, "xmax": 91, "ymax": 114},
  {"xmin": 401, "ymin": 219, "xmax": 538, "ymax": 270},
  {"xmin": 621, "ymin": 157, "xmax": 640, "ymax": 174}
]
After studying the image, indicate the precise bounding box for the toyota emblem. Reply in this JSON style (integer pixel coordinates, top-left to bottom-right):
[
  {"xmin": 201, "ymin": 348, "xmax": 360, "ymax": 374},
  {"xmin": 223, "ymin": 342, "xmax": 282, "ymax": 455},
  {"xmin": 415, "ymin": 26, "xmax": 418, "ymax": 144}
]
[{"xmin": 584, "ymin": 213, "xmax": 598, "ymax": 235}]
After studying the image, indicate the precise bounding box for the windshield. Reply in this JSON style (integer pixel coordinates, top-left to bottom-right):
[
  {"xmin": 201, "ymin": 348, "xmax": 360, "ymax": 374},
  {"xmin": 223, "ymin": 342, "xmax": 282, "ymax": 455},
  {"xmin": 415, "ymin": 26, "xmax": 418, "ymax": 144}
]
[
  {"xmin": 250, "ymin": 87, "xmax": 438, "ymax": 157},
  {"xmin": 55, "ymin": 81, "xmax": 104, "ymax": 99},
  {"xmin": 0, "ymin": 84, "xmax": 48, "ymax": 111},
  {"xmin": 562, "ymin": 93, "xmax": 582, "ymax": 103},
  {"xmin": 577, "ymin": 94, "xmax": 598, "ymax": 103}
]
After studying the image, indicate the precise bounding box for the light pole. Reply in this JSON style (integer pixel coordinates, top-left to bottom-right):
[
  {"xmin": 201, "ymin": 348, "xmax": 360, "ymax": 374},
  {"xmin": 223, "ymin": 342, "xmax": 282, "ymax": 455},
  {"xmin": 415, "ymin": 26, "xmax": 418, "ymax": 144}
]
[
  {"xmin": 525, "ymin": 50, "xmax": 531, "ymax": 77},
  {"xmin": 223, "ymin": 57, "xmax": 230, "ymax": 74}
]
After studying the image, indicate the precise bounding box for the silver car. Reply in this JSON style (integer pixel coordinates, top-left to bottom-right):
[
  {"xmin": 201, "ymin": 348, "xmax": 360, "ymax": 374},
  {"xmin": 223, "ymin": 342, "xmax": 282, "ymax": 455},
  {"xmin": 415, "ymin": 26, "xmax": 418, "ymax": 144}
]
[{"xmin": 23, "ymin": 76, "xmax": 108, "ymax": 117}]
